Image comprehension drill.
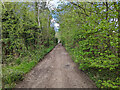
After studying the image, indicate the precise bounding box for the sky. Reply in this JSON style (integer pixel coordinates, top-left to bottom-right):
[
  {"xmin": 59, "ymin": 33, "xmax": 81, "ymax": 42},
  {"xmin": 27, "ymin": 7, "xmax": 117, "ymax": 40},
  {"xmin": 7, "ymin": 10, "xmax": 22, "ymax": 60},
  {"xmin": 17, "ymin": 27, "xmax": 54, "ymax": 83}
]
[
  {"xmin": 6, "ymin": 0, "xmax": 66, "ymax": 31},
  {"xmin": 46, "ymin": 0, "xmax": 62, "ymax": 32},
  {"xmin": 46, "ymin": 0, "xmax": 68, "ymax": 32}
]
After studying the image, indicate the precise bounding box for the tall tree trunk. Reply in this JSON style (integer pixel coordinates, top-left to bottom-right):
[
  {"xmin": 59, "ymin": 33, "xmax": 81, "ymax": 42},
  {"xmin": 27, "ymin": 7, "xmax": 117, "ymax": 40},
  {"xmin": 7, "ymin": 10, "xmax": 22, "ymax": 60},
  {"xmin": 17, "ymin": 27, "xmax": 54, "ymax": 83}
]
[
  {"xmin": 105, "ymin": 1, "xmax": 111, "ymax": 53},
  {"xmin": 47, "ymin": 14, "xmax": 50, "ymax": 47},
  {"xmin": 37, "ymin": 3, "xmax": 40, "ymax": 27},
  {"xmin": 35, "ymin": 1, "xmax": 40, "ymax": 27},
  {"xmin": 106, "ymin": 1, "xmax": 108, "ymax": 20},
  {"xmin": 35, "ymin": 1, "xmax": 41, "ymax": 46},
  {"xmin": 118, "ymin": 1, "xmax": 120, "ymax": 57}
]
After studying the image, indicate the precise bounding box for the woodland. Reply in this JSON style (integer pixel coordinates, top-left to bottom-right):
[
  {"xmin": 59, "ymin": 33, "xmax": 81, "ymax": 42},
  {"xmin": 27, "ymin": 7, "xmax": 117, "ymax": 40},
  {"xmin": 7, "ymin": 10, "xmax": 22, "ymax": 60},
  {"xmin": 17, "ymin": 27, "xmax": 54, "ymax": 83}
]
[
  {"xmin": 59, "ymin": 2, "xmax": 120, "ymax": 88},
  {"xmin": 2, "ymin": 2, "xmax": 57, "ymax": 88},
  {"xmin": 1, "ymin": 1, "xmax": 120, "ymax": 88}
]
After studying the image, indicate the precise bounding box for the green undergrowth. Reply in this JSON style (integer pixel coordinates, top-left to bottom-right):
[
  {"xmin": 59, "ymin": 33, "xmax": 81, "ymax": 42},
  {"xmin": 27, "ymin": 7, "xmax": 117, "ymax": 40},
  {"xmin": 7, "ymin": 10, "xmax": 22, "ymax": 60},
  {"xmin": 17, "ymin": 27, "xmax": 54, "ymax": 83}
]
[
  {"xmin": 65, "ymin": 47, "xmax": 120, "ymax": 88},
  {"xmin": 58, "ymin": 1, "xmax": 120, "ymax": 89},
  {"xmin": 2, "ymin": 45, "xmax": 55, "ymax": 88}
]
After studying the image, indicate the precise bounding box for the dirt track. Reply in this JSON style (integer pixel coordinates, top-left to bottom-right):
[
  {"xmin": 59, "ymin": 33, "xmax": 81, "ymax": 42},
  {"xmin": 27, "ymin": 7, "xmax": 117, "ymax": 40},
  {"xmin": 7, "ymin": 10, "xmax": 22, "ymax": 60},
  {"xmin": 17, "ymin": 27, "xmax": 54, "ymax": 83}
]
[{"xmin": 16, "ymin": 43, "xmax": 96, "ymax": 88}]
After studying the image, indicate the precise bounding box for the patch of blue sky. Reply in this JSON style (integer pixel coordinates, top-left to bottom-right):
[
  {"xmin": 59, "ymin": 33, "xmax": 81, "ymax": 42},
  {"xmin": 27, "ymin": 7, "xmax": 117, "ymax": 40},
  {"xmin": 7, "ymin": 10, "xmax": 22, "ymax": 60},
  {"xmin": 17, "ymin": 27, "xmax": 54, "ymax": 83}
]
[{"xmin": 48, "ymin": 0, "xmax": 64, "ymax": 31}]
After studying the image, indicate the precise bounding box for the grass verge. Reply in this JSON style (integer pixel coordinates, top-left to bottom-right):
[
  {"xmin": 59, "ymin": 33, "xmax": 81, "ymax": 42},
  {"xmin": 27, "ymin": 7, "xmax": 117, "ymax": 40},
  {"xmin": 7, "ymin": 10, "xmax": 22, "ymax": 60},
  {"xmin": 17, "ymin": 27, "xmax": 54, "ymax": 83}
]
[{"xmin": 2, "ymin": 45, "xmax": 55, "ymax": 88}]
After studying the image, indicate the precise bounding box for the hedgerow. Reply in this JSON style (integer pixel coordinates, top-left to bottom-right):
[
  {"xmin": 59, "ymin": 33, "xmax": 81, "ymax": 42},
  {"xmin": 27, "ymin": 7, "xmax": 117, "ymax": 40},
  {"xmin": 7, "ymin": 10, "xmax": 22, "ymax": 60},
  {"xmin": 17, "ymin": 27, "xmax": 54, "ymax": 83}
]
[{"xmin": 59, "ymin": 2, "xmax": 120, "ymax": 88}]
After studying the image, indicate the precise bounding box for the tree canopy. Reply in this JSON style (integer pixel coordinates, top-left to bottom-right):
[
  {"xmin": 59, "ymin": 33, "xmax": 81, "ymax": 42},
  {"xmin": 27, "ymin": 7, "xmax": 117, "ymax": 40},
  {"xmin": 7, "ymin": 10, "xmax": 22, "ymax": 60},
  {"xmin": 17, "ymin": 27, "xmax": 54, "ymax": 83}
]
[{"xmin": 59, "ymin": 2, "xmax": 120, "ymax": 88}]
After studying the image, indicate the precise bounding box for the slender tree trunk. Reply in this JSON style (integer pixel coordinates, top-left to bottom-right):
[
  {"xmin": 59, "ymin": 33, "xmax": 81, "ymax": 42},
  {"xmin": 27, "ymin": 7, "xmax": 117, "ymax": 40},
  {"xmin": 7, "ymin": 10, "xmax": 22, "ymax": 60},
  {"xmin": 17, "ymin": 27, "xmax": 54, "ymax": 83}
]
[
  {"xmin": 106, "ymin": 1, "xmax": 108, "ymax": 20},
  {"xmin": 118, "ymin": 1, "xmax": 120, "ymax": 57},
  {"xmin": 105, "ymin": 1, "xmax": 111, "ymax": 53},
  {"xmin": 35, "ymin": 1, "xmax": 41, "ymax": 46},
  {"xmin": 47, "ymin": 14, "xmax": 49, "ymax": 47},
  {"xmin": 35, "ymin": 1, "xmax": 40, "ymax": 27},
  {"xmin": 38, "ymin": 3, "xmax": 40, "ymax": 27}
]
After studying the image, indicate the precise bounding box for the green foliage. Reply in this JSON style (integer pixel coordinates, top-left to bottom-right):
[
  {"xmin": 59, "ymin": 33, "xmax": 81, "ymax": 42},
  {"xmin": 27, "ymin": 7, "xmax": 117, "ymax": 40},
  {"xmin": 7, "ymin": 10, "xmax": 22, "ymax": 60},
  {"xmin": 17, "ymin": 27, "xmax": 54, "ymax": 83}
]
[
  {"xmin": 59, "ymin": 2, "xmax": 120, "ymax": 88},
  {"xmin": 2, "ymin": 45, "xmax": 55, "ymax": 88},
  {"xmin": 2, "ymin": 2, "xmax": 57, "ymax": 88}
]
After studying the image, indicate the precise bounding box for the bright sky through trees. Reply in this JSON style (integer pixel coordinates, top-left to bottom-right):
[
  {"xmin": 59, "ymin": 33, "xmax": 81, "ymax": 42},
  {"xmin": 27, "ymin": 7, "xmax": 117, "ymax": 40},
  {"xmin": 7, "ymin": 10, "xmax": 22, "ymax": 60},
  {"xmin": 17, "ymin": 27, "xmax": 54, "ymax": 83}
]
[{"xmin": 47, "ymin": 0, "xmax": 61, "ymax": 32}]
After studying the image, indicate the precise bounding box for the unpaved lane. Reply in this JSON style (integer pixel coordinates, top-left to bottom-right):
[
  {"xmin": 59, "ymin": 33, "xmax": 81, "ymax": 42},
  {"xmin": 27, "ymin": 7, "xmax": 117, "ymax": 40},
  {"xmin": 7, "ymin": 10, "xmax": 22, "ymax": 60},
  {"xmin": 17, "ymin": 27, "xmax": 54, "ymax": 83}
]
[{"xmin": 16, "ymin": 43, "xmax": 96, "ymax": 88}]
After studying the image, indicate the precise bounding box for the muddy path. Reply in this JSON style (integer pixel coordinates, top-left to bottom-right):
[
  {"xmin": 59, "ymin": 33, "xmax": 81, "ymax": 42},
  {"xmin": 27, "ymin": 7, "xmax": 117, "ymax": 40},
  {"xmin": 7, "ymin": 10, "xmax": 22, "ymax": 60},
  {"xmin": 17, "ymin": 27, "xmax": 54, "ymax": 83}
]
[{"xmin": 16, "ymin": 43, "xmax": 96, "ymax": 88}]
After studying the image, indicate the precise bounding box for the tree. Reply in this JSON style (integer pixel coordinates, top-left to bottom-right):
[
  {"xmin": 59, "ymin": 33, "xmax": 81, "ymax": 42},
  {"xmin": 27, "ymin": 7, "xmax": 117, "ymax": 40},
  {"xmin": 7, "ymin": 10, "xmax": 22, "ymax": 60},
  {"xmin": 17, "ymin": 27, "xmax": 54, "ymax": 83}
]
[{"xmin": 58, "ymin": 2, "xmax": 120, "ymax": 88}]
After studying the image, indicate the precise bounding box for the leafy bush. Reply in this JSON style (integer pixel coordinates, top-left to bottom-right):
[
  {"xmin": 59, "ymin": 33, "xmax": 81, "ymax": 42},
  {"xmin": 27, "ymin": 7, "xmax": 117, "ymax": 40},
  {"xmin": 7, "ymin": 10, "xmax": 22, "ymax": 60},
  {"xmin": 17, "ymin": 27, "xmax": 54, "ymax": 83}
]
[
  {"xmin": 59, "ymin": 2, "xmax": 120, "ymax": 88},
  {"xmin": 2, "ymin": 2, "xmax": 57, "ymax": 88}
]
